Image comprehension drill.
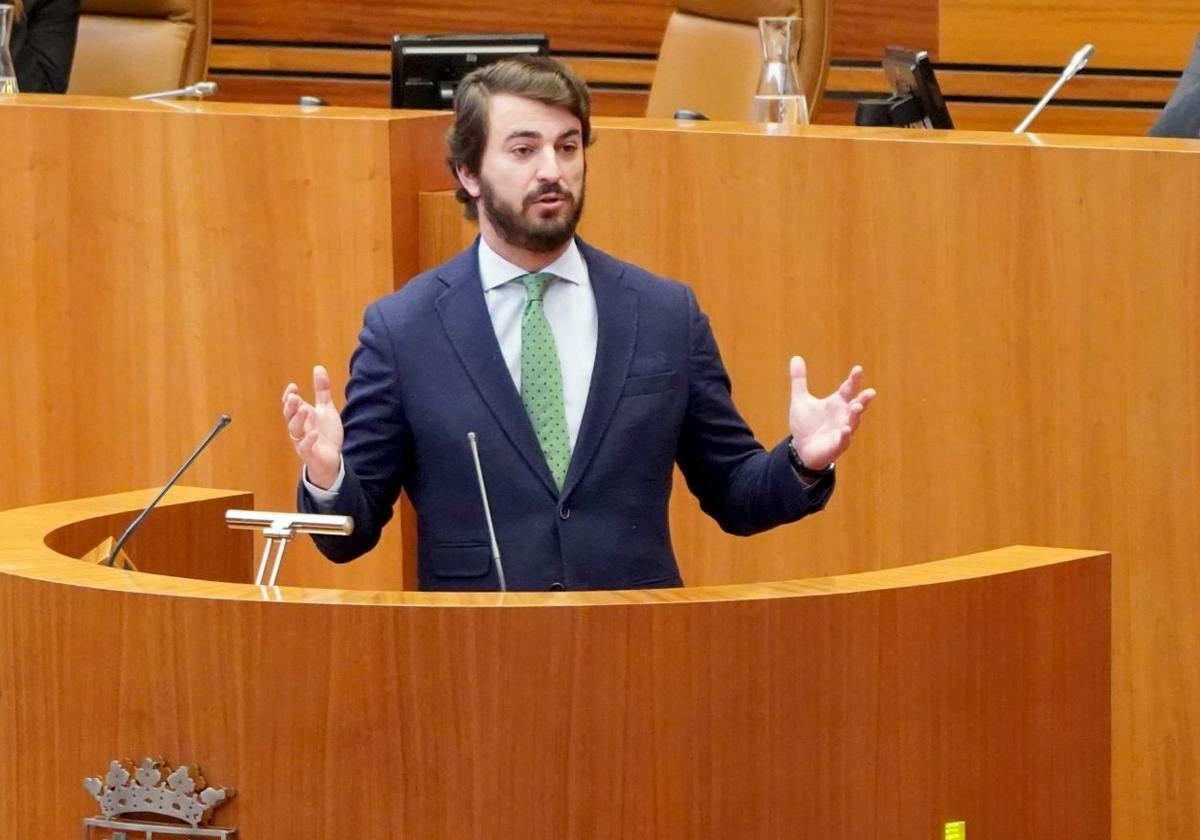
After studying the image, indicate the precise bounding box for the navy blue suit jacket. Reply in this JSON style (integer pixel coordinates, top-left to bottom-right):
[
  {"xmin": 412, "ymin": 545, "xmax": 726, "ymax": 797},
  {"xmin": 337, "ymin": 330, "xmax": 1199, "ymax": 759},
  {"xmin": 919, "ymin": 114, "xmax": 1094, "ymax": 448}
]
[{"xmin": 300, "ymin": 239, "xmax": 834, "ymax": 591}]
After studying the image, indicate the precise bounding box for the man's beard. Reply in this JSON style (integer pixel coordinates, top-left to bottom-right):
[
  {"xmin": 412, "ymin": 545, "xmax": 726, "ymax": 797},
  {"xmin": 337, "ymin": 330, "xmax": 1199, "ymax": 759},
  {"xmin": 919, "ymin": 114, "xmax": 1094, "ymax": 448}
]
[{"xmin": 479, "ymin": 177, "xmax": 586, "ymax": 254}]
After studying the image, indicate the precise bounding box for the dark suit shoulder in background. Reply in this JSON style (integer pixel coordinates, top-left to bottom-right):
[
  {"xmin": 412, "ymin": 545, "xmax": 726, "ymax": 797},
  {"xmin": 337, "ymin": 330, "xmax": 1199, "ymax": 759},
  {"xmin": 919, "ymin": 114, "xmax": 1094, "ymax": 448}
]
[
  {"xmin": 11, "ymin": 0, "xmax": 80, "ymax": 94},
  {"xmin": 1150, "ymin": 34, "xmax": 1200, "ymax": 139}
]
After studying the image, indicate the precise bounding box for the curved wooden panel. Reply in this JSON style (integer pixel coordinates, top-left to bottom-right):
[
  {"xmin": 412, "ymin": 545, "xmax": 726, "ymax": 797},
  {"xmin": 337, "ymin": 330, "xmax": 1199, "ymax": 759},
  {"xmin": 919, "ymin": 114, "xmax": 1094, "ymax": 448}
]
[
  {"xmin": 0, "ymin": 490, "xmax": 1110, "ymax": 839},
  {"xmin": 941, "ymin": 0, "xmax": 1199, "ymax": 71}
]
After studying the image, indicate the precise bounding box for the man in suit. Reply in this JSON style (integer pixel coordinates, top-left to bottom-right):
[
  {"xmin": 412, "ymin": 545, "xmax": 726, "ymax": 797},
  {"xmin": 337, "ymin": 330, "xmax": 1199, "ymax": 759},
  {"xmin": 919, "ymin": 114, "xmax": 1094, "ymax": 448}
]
[{"xmin": 283, "ymin": 56, "xmax": 875, "ymax": 591}]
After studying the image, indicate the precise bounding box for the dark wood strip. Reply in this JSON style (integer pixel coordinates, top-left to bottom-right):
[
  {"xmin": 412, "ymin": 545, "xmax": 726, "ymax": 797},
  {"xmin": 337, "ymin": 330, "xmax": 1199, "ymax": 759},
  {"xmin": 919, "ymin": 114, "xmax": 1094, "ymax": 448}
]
[
  {"xmin": 209, "ymin": 73, "xmax": 649, "ymax": 117},
  {"xmin": 212, "ymin": 0, "xmax": 677, "ymax": 55},
  {"xmin": 209, "ymin": 44, "xmax": 658, "ymax": 87},
  {"xmin": 831, "ymin": 0, "xmax": 940, "ymax": 61},
  {"xmin": 826, "ymin": 65, "xmax": 1182, "ymax": 104}
]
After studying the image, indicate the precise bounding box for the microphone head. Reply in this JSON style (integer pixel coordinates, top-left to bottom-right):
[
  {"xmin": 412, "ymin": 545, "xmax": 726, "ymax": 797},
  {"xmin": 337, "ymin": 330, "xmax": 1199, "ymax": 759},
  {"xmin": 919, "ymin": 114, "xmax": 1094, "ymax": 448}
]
[
  {"xmin": 1066, "ymin": 43, "xmax": 1095, "ymax": 77},
  {"xmin": 218, "ymin": 413, "xmax": 232, "ymax": 427},
  {"xmin": 191, "ymin": 81, "xmax": 218, "ymax": 97}
]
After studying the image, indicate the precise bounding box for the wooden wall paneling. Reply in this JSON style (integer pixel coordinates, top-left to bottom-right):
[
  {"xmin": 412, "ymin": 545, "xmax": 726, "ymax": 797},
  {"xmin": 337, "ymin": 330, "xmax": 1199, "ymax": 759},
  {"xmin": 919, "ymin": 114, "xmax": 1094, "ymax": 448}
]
[
  {"xmin": 417, "ymin": 120, "xmax": 1200, "ymax": 838},
  {"xmin": 207, "ymin": 48, "xmax": 655, "ymax": 115},
  {"xmin": 209, "ymin": 43, "xmax": 390, "ymax": 75},
  {"xmin": 946, "ymin": 103, "xmax": 1161, "ymax": 135},
  {"xmin": 939, "ymin": 0, "xmax": 1200, "ymax": 71},
  {"xmin": 829, "ymin": 0, "xmax": 940, "ymax": 60},
  {"xmin": 826, "ymin": 64, "xmax": 1182, "ymax": 103},
  {"xmin": 0, "ymin": 97, "xmax": 452, "ymax": 591},
  {"xmin": 210, "ymin": 75, "xmax": 391, "ymax": 107},
  {"xmin": 823, "ymin": 96, "xmax": 1169, "ymax": 135},
  {"xmin": 212, "ymin": 0, "xmax": 677, "ymax": 54}
]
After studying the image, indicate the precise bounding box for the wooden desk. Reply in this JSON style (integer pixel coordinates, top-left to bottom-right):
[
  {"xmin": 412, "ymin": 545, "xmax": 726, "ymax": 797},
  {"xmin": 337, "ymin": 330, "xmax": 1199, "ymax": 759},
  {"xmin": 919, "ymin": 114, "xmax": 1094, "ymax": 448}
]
[
  {"xmin": 422, "ymin": 118, "xmax": 1200, "ymax": 840},
  {"xmin": 0, "ymin": 489, "xmax": 1110, "ymax": 839}
]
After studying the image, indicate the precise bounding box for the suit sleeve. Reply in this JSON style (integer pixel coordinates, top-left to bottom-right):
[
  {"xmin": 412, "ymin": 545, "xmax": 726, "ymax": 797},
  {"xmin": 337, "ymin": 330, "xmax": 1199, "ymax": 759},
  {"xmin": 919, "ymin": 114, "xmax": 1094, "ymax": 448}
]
[
  {"xmin": 14, "ymin": 0, "xmax": 80, "ymax": 94},
  {"xmin": 675, "ymin": 288, "xmax": 834, "ymax": 536},
  {"xmin": 297, "ymin": 302, "xmax": 414, "ymax": 562}
]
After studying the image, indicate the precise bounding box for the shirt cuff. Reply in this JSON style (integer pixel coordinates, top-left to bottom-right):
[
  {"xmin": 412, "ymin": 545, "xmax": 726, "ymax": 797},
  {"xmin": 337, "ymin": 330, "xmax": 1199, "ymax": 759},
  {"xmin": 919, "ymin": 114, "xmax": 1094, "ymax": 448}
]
[{"xmin": 303, "ymin": 458, "xmax": 345, "ymax": 509}]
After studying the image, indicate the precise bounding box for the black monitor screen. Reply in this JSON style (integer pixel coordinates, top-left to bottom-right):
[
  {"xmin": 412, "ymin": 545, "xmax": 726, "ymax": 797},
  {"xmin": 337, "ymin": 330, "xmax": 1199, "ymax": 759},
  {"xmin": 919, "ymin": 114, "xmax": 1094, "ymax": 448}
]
[
  {"xmin": 391, "ymin": 33, "xmax": 550, "ymax": 110},
  {"xmin": 882, "ymin": 46, "xmax": 954, "ymax": 129}
]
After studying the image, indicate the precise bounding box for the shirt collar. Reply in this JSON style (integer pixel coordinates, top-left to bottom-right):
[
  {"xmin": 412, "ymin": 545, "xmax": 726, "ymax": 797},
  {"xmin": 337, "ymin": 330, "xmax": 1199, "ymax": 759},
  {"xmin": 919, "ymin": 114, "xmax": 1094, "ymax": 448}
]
[{"xmin": 478, "ymin": 236, "xmax": 587, "ymax": 291}]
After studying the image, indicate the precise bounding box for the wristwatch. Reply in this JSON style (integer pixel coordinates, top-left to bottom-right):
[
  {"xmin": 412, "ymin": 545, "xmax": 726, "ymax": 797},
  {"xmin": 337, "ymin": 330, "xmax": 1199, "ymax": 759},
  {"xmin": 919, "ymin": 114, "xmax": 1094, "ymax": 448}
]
[{"xmin": 787, "ymin": 438, "xmax": 831, "ymax": 482}]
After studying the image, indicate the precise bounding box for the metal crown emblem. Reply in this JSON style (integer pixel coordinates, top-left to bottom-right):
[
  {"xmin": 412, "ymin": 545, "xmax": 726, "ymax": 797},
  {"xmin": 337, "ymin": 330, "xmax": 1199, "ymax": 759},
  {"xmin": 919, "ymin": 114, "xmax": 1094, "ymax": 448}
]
[{"xmin": 84, "ymin": 757, "xmax": 234, "ymax": 829}]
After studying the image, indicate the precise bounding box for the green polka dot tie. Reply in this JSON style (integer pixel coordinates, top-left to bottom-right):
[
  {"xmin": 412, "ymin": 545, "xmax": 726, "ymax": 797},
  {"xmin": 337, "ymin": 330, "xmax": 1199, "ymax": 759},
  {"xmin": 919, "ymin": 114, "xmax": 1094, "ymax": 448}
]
[{"xmin": 518, "ymin": 272, "xmax": 571, "ymax": 490}]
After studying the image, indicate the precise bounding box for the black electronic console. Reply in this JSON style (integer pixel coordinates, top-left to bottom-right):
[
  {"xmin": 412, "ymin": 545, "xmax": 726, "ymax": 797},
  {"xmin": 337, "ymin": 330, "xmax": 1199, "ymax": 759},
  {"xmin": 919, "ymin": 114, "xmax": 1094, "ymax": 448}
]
[
  {"xmin": 855, "ymin": 46, "xmax": 954, "ymax": 129},
  {"xmin": 391, "ymin": 33, "xmax": 550, "ymax": 109}
]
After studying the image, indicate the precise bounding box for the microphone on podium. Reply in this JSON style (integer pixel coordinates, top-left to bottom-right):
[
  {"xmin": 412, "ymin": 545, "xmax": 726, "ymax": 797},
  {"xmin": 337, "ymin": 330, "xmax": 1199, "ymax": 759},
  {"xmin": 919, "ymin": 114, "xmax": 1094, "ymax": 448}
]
[
  {"xmin": 1014, "ymin": 44, "xmax": 1095, "ymax": 133},
  {"xmin": 467, "ymin": 432, "xmax": 507, "ymax": 592},
  {"xmin": 131, "ymin": 81, "xmax": 218, "ymax": 101},
  {"xmin": 103, "ymin": 414, "xmax": 232, "ymax": 568}
]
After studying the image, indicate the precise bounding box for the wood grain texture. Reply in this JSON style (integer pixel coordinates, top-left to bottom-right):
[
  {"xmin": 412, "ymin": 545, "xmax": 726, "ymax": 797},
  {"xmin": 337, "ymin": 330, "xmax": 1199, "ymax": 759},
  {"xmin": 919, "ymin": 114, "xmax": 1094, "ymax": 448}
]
[
  {"xmin": 209, "ymin": 75, "xmax": 650, "ymax": 117},
  {"xmin": 0, "ymin": 491, "xmax": 1111, "ymax": 838},
  {"xmin": 417, "ymin": 118, "xmax": 1200, "ymax": 839},
  {"xmin": 0, "ymin": 95, "xmax": 453, "ymax": 591},
  {"xmin": 945, "ymin": 102, "xmax": 1161, "ymax": 135},
  {"xmin": 826, "ymin": 64, "xmax": 1182, "ymax": 103},
  {"xmin": 213, "ymin": 0, "xmax": 676, "ymax": 53},
  {"xmin": 940, "ymin": 0, "xmax": 1200, "ymax": 70},
  {"xmin": 208, "ymin": 46, "xmax": 658, "ymax": 87},
  {"xmin": 830, "ymin": 0, "xmax": 938, "ymax": 60},
  {"xmin": 210, "ymin": 74, "xmax": 392, "ymax": 107},
  {"xmin": 817, "ymin": 97, "xmax": 1162, "ymax": 134}
]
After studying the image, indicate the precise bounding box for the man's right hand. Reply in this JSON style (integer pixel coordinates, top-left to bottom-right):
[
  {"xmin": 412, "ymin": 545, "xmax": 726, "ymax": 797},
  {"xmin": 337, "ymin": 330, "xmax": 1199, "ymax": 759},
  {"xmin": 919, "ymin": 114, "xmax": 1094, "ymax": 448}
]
[{"xmin": 282, "ymin": 365, "xmax": 345, "ymax": 490}]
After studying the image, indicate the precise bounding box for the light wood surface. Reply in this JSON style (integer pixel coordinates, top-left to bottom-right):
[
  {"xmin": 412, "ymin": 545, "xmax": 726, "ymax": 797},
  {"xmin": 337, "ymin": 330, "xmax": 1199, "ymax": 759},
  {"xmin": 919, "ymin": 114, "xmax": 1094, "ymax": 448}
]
[
  {"xmin": 418, "ymin": 117, "xmax": 1200, "ymax": 840},
  {"xmin": 941, "ymin": 0, "xmax": 1199, "ymax": 70},
  {"xmin": 0, "ymin": 490, "xmax": 1110, "ymax": 838},
  {"xmin": 0, "ymin": 95, "xmax": 453, "ymax": 591}
]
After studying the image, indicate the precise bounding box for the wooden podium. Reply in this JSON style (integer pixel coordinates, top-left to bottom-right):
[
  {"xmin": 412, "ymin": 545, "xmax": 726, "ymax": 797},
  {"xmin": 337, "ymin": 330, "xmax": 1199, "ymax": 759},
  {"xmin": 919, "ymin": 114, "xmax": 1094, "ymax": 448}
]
[{"xmin": 0, "ymin": 488, "xmax": 1110, "ymax": 839}]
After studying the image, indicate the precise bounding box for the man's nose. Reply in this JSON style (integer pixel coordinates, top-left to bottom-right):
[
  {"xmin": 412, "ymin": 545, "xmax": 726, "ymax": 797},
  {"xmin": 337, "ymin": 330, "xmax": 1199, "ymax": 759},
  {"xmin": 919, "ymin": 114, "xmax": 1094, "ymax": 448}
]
[{"xmin": 534, "ymin": 147, "xmax": 563, "ymax": 181}]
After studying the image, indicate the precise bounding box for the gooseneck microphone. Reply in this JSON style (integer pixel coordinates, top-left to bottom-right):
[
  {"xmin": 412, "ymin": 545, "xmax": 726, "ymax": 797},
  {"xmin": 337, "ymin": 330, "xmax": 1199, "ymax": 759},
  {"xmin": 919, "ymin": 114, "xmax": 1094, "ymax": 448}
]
[
  {"xmin": 1014, "ymin": 44, "xmax": 1095, "ymax": 133},
  {"xmin": 467, "ymin": 432, "xmax": 507, "ymax": 592},
  {"xmin": 104, "ymin": 414, "xmax": 232, "ymax": 567},
  {"xmin": 131, "ymin": 81, "xmax": 219, "ymax": 101}
]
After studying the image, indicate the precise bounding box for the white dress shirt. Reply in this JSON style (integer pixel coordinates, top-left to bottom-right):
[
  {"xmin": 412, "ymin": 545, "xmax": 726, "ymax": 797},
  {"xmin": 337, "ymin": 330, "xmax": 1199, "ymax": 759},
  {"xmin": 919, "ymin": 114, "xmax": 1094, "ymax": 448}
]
[
  {"xmin": 306, "ymin": 237, "xmax": 598, "ymax": 499},
  {"xmin": 479, "ymin": 236, "xmax": 597, "ymax": 449}
]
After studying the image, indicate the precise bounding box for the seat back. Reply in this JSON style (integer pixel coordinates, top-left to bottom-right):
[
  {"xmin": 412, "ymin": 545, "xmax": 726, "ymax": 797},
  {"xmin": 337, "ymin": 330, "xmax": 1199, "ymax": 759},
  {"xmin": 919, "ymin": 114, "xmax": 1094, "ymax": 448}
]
[
  {"xmin": 646, "ymin": 0, "xmax": 831, "ymax": 121},
  {"xmin": 67, "ymin": 0, "xmax": 211, "ymax": 96}
]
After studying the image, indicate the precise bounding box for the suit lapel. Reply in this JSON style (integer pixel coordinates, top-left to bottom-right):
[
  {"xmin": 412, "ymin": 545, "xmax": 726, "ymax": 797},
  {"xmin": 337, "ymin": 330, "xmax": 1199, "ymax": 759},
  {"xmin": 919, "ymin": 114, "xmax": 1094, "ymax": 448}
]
[
  {"xmin": 563, "ymin": 242, "xmax": 638, "ymax": 497},
  {"xmin": 434, "ymin": 242, "xmax": 560, "ymax": 498}
]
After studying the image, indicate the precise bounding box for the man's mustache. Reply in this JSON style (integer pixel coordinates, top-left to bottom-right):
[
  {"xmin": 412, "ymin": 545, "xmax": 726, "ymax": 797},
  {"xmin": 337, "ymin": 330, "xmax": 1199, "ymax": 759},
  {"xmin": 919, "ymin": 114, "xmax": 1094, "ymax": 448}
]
[{"xmin": 524, "ymin": 184, "xmax": 572, "ymax": 207}]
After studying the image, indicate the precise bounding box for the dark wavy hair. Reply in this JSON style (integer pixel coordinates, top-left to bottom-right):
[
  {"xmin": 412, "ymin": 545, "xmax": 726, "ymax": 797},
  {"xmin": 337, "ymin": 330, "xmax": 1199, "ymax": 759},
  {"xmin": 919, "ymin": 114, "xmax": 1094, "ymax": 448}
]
[{"xmin": 446, "ymin": 55, "xmax": 594, "ymax": 220}]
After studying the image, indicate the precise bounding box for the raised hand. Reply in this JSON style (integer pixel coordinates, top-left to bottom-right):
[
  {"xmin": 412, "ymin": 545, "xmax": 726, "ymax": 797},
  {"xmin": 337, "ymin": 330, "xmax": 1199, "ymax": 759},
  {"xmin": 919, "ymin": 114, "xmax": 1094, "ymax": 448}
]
[
  {"xmin": 788, "ymin": 356, "xmax": 876, "ymax": 472},
  {"xmin": 281, "ymin": 365, "xmax": 345, "ymax": 490}
]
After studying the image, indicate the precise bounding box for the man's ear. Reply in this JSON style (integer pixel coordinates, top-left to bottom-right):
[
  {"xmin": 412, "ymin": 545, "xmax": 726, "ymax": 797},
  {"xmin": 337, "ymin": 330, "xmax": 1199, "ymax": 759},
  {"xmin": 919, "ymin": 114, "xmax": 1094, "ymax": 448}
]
[{"xmin": 456, "ymin": 164, "xmax": 482, "ymax": 199}]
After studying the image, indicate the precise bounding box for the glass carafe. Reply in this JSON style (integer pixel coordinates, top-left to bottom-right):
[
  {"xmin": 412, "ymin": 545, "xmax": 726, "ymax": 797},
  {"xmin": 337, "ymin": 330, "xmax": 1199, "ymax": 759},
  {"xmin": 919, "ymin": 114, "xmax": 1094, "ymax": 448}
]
[
  {"xmin": 0, "ymin": 4, "xmax": 17, "ymax": 94},
  {"xmin": 750, "ymin": 16, "xmax": 806, "ymax": 125}
]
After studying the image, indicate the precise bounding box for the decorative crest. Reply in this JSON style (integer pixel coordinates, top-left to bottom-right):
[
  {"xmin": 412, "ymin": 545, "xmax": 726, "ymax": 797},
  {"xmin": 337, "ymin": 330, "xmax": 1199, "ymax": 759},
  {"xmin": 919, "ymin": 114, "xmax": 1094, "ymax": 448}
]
[{"xmin": 84, "ymin": 757, "xmax": 234, "ymax": 829}]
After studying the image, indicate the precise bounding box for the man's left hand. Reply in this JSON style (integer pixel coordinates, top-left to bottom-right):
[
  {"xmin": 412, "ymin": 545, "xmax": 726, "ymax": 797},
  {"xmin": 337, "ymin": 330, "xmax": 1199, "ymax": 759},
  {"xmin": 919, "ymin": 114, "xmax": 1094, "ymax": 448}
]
[{"xmin": 788, "ymin": 356, "xmax": 876, "ymax": 472}]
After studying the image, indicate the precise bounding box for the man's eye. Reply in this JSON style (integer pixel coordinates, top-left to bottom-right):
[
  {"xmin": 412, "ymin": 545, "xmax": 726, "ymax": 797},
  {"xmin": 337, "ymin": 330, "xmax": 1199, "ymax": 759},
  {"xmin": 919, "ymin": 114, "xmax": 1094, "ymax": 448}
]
[
  {"xmin": 559, "ymin": 143, "xmax": 578, "ymax": 154},
  {"xmin": 512, "ymin": 146, "xmax": 533, "ymax": 157}
]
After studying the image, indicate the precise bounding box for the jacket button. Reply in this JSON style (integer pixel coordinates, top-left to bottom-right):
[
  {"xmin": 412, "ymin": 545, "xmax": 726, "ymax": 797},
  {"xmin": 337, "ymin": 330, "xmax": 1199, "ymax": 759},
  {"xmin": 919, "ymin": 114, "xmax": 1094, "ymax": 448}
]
[
  {"xmin": 550, "ymin": 582, "xmax": 566, "ymax": 591},
  {"xmin": 558, "ymin": 504, "xmax": 570, "ymax": 520}
]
